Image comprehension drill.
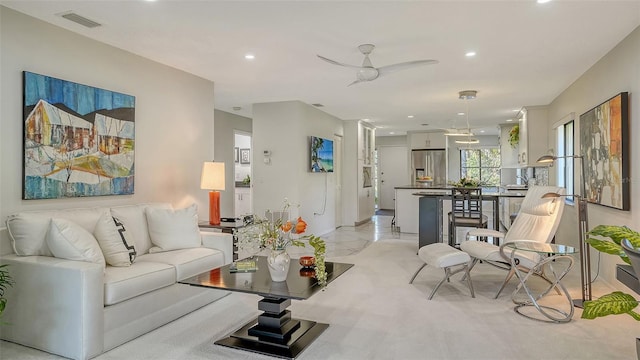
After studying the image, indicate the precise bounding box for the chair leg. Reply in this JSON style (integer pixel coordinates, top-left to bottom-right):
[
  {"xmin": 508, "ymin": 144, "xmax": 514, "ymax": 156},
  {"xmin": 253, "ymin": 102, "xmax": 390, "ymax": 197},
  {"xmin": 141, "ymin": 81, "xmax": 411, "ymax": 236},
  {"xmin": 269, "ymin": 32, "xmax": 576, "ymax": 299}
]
[
  {"xmin": 409, "ymin": 263, "xmax": 427, "ymax": 284},
  {"xmin": 494, "ymin": 267, "xmax": 516, "ymax": 299},
  {"xmin": 463, "ymin": 264, "xmax": 475, "ymax": 298},
  {"xmin": 460, "ymin": 258, "xmax": 478, "ymax": 281},
  {"xmin": 428, "ymin": 267, "xmax": 452, "ymax": 300}
]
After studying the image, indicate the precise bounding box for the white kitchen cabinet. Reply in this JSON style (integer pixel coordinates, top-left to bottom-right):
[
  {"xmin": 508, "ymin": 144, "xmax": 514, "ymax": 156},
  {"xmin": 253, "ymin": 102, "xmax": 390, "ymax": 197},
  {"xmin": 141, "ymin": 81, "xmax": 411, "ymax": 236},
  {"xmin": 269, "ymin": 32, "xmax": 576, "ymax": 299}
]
[
  {"xmin": 342, "ymin": 120, "xmax": 376, "ymax": 226},
  {"xmin": 499, "ymin": 124, "xmax": 519, "ymax": 168},
  {"xmin": 408, "ymin": 131, "xmax": 446, "ymax": 150},
  {"xmin": 517, "ymin": 106, "xmax": 549, "ymax": 167},
  {"xmin": 235, "ymin": 187, "xmax": 252, "ymax": 217}
]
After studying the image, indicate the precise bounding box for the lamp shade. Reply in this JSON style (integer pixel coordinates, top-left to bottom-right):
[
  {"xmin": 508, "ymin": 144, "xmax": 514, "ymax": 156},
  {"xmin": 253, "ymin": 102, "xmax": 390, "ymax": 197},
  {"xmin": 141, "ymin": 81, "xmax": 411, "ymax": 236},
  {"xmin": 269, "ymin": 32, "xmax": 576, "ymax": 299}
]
[{"xmin": 201, "ymin": 162, "xmax": 225, "ymax": 190}]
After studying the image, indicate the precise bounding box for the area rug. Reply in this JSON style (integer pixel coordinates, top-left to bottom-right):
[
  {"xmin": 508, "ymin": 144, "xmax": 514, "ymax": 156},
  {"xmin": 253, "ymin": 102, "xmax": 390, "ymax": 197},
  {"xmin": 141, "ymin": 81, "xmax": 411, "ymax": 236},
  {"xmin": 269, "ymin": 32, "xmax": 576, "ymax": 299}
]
[{"xmin": 3, "ymin": 239, "xmax": 637, "ymax": 359}]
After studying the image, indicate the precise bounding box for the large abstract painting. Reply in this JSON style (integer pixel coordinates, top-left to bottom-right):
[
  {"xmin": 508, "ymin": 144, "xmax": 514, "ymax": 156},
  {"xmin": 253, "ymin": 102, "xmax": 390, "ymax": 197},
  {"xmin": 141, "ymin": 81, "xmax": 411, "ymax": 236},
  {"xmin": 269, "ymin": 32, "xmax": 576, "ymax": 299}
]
[
  {"xmin": 23, "ymin": 72, "xmax": 135, "ymax": 199},
  {"xmin": 579, "ymin": 92, "xmax": 629, "ymax": 210}
]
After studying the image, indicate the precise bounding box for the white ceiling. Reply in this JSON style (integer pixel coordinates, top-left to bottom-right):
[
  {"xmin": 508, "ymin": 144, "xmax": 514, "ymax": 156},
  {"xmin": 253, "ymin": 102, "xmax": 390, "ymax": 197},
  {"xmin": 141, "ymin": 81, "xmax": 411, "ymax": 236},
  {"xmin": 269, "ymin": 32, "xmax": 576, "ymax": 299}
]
[{"xmin": 3, "ymin": 1, "xmax": 639, "ymax": 136}]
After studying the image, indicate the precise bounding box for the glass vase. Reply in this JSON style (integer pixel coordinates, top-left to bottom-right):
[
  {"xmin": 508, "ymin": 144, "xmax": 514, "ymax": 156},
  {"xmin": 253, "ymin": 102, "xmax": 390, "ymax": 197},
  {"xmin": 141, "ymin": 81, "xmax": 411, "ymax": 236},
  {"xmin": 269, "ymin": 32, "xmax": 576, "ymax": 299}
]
[{"xmin": 267, "ymin": 248, "xmax": 290, "ymax": 282}]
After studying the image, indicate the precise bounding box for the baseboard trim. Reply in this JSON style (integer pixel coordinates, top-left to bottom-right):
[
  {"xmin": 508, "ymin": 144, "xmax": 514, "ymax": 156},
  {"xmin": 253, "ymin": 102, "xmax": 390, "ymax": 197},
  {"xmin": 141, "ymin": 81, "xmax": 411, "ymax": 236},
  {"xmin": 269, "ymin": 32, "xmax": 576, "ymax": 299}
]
[{"xmin": 354, "ymin": 217, "xmax": 371, "ymax": 226}]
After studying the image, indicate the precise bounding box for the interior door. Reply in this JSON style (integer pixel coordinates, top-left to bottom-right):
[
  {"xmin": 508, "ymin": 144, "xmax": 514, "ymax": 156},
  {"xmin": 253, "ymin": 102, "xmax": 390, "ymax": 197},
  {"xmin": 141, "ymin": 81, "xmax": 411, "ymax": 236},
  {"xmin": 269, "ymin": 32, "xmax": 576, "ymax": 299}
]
[{"xmin": 378, "ymin": 145, "xmax": 408, "ymax": 210}]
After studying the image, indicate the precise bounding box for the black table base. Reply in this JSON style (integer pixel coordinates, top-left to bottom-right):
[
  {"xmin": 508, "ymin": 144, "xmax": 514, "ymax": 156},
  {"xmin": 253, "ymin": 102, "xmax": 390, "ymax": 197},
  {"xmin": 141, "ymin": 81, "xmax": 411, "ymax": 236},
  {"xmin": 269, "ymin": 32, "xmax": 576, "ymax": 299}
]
[{"xmin": 215, "ymin": 296, "xmax": 328, "ymax": 359}]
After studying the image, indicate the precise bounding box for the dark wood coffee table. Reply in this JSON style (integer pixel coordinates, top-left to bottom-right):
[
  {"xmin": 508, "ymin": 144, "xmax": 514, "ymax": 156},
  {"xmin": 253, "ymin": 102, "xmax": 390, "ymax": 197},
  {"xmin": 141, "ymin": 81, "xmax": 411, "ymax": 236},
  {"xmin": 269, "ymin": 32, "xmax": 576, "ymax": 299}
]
[{"xmin": 179, "ymin": 256, "xmax": 353, "ymax": 359}]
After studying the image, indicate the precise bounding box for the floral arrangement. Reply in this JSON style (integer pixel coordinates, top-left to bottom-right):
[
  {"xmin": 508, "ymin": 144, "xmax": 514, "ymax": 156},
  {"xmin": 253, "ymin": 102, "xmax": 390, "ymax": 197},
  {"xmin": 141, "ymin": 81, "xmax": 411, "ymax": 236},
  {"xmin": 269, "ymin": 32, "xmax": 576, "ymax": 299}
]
[
  {"xmin": 449, "ymin": 177, "xmax": 482, "ymax": 188},
  {"xmin": 237, "ymin": 199, "xmax": 327, "ymax": 287},
  {"xmin": 508, "ymin": 124, "xmax": 520, "ymax": 147}
]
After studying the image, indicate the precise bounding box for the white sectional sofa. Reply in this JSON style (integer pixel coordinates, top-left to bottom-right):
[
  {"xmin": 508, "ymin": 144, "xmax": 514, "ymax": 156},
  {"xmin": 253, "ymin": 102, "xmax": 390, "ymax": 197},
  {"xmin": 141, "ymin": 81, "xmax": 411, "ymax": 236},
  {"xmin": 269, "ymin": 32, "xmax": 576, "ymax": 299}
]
[{"xmin": 0, "ymin": 203, "xmax": 233, "ymax": 360}]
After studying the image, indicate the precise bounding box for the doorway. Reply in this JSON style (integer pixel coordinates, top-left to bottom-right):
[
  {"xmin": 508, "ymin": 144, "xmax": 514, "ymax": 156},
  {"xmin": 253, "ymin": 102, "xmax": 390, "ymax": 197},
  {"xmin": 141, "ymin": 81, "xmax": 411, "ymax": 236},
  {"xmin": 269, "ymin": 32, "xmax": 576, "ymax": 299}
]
[
  {"xmin": 234, "ymin": 131, "xmax": 252, "ymax": 217},
  {"xmin": 377, "ymin": 145, "xmax": 408, "ymax": 211}
]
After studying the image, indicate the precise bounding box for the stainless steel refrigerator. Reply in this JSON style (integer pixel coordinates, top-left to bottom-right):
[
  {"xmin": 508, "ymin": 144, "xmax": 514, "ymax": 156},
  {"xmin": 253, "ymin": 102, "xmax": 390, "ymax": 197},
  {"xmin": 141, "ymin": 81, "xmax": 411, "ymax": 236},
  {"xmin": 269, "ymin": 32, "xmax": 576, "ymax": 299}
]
[{"xmin": 412, "ymin": 149, "xmax": 447, "ymax": 186}]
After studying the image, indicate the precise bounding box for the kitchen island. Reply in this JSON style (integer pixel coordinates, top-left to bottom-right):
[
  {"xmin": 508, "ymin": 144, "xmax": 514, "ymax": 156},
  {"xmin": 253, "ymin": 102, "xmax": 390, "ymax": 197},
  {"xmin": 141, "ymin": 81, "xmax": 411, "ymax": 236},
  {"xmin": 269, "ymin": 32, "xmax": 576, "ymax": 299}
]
[{"xmin": 394, "ymin": 185, "xmax": 526, "ymax": 246}]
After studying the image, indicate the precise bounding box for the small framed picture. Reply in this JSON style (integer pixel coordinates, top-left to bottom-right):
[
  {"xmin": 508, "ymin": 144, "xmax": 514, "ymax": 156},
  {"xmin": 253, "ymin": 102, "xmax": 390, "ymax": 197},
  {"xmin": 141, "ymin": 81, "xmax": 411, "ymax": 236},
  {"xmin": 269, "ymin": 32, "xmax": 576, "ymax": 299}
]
[
  {"xmin": 240, "ymin": 148, "xmax": 250, "ymax": 164},
  {"xmin": 234, "ymin": 147, "xmax": 239, "ymax": 163}
]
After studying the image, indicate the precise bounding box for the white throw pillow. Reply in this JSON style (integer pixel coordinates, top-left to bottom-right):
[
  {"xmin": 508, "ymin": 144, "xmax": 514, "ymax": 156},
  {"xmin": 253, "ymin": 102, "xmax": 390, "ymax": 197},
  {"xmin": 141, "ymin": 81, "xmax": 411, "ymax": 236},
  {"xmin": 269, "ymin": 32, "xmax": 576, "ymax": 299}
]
[
  {"xmin": 46, "ymin": 218, "xmax": 106, "ymax": 268},
  {"xmin": 94, "ymin": 212, "xmax": 137, "ymax": 267},
  {"xmin": 146, "ymin": 204, "xmax": 201, "ymax": 253}
]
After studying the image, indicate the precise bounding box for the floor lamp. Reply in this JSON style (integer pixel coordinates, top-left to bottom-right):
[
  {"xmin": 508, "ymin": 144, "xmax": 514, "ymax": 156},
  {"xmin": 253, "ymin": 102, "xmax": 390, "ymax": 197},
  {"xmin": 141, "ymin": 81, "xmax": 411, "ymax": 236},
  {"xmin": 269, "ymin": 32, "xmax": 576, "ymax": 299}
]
[
  {"xmin": 537, "ymin": 154, "xmax": 591, "ymax": 308},
  {"xmin": 201, "ymin": 161, "xmax": 225, "ymax": 225}
]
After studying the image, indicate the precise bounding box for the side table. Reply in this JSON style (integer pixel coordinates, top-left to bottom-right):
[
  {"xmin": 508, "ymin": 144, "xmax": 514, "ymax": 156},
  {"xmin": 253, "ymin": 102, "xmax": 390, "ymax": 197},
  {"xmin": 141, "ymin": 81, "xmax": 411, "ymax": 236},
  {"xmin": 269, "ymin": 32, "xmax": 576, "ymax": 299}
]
[
  {"xmin": 504, "ymin": 240, "xmax": 577, "ymax": 323},
  {"xmin": 199, "ymin": 220, "xmax": 246, "ymax": 261}
]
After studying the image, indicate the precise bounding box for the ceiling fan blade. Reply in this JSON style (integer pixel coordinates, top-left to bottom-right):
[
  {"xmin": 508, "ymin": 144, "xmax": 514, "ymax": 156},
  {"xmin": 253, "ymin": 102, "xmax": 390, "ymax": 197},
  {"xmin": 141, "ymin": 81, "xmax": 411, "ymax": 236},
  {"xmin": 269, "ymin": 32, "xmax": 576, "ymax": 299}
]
[
  {"xmin": 317, "ymin": 55, "xmax": 362, "ymax": 69},
  {"xmin": 347, "ymin": 78, "xmax": 365, "ymax": 86},
  {"xmin": 377, "ymin": 59, "xmax": 439, "ymax": 77}
]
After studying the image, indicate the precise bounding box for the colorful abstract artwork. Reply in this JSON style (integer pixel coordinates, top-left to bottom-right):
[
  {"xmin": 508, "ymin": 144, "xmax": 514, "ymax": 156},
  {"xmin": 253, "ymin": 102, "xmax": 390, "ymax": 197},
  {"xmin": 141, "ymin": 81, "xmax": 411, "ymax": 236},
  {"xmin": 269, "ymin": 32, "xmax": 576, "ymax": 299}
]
[
  {"xmin": 579, "ymin": 92, "xmax": 629, "ymax": 210},
  {"xmin": 23, "ymin": 72, "xmax": 135, "ymax": 199}
]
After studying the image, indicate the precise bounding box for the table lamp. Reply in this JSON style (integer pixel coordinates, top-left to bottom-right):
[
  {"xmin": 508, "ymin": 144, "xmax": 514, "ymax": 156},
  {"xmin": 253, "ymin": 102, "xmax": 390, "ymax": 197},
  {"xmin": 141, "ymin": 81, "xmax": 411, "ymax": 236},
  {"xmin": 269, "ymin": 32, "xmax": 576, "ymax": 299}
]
[
  {"xmin": 537, "ymin": 154, "xmax": 591, "ymax": 308},
  {"xmin": 201, "ymin": 161, "xmax": 225, "ymax": 225}
]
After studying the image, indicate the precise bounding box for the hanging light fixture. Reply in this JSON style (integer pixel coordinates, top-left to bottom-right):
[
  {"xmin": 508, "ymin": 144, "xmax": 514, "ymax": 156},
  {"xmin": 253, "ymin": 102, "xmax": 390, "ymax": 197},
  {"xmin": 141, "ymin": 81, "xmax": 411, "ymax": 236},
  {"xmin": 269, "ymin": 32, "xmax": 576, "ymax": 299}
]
[{"xmin": 456, "ymin": 90, "xmax": 480, "ymax": 144}]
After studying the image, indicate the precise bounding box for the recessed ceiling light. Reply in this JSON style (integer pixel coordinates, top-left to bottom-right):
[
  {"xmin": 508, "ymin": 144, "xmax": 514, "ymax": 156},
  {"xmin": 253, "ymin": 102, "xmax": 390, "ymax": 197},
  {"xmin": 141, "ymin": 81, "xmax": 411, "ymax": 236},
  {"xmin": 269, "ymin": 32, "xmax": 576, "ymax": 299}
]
[
  {"xmin": 244, "ymin": 53, "xmax": 255, "ymax": 60},
  {"xmin": 512, "ymin": 109, "xmax": 520, "ymax": 112},
  {"xmin": 506, "ymin": 119, "xmax": 513, "ymax": 122},
  {"xmin": 465, "ymin": 51, "xmax": 476, "ymax": 57},
  {"xmin": 389, "ymin": 132, "xmax": 395, "ymax": 135},
  {"xmin": 537, "ymin": 0, "xmax": 552, "ymax": 3},
  {"xmin": 362, "ymin": 118, "xmax": 370, "ymax": 121},
  {"xmin": 421, "ymin": 123, "xmax": 429, "ymax": 126},
  {"xmin": 408, "ymin": 115, "xmax": 414, "ymax": 118},
  {"xmin": 480, "ymin": 130, "xmax": 485, "ymax": 133}
]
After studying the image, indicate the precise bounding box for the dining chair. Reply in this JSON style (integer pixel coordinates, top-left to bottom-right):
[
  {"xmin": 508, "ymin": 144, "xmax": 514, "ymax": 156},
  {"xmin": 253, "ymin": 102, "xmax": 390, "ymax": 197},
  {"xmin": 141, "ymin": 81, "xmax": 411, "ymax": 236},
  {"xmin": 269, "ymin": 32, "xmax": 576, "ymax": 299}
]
[
  {"xmin": 448, "ymin": 187, "xmax": 488, "ymax": 247},
  {"xmin": 459, "ymin": 185, "xmax": 566, "ymax": 298}
]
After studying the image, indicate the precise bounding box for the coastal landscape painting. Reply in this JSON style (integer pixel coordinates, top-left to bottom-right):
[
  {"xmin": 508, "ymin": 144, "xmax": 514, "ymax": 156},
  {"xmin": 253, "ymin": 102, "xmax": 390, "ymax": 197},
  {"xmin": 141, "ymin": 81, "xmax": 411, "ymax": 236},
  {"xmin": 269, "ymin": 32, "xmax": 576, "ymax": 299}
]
[
  {"xmin": 579, "ymin": 92, "xmax": 629, "ymax": 210},
  {"xmin": 310, "ymin": 136, "xmax": 334, "ymax": 173},
  {"xmin": 23, "ymin": 72, "xmax": 135, "ymax": 199}
]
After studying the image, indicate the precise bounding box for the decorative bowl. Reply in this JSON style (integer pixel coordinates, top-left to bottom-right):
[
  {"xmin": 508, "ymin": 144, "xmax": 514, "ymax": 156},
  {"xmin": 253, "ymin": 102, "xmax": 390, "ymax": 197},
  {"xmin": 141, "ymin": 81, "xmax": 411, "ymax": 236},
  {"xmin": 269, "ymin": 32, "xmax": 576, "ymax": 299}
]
[{"xmin": 299, "ymin": 256, "xmax": 315, "ymax": 267}]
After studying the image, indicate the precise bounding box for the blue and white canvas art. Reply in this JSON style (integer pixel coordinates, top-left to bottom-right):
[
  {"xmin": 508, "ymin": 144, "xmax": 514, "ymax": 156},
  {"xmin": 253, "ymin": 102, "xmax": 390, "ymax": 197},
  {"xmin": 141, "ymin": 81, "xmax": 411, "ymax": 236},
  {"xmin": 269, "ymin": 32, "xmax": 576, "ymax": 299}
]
[{"xmin": 23, "ymin": 72, "xmax": 135, "ymax": 199}]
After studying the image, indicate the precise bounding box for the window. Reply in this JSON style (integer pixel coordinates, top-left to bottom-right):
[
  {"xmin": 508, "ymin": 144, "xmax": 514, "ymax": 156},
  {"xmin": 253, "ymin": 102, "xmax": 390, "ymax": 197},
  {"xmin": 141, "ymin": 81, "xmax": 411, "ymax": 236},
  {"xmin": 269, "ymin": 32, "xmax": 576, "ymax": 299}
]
[
  {"xmin": 460, "ymin": 148, "xmax": 501, "ymax": 186},
  {"xmin": 556, "ymin": 120, "xmax": 574, "ymax": 201}
]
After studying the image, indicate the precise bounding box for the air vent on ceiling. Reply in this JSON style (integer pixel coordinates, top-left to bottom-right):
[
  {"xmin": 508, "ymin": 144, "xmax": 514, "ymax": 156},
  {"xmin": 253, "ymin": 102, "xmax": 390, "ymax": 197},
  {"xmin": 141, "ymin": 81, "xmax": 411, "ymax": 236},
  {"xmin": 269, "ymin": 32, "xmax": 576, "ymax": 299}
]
[
  {"xmin": 58, "ymin": 11, "xmax": 102, "ymax": 28},
  {"xmin": 311, "ymin": 103, "xmax": 324, "ymax": 107}
]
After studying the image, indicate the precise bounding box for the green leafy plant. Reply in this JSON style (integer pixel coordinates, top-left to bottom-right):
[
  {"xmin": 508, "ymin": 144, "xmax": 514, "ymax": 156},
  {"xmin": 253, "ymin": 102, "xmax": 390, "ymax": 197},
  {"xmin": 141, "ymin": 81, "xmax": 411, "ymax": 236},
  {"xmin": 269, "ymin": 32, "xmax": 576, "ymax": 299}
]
[
  {"xmin": 582, "ymin": 225, "xmax": 640, "ymax": 320},
  {"xmin": 0, "ymin": 264, "xmax": 14, "ymax": 317},
  {"xmin": 508, "ymin": 124, "xmax": 519, "ymax": 147}
]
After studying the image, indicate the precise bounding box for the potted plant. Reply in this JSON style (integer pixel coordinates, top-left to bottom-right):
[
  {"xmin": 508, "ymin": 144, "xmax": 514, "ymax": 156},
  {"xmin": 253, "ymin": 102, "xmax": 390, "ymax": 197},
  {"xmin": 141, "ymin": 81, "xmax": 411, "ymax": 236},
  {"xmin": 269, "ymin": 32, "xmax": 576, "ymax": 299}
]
[
  {"xmin": 583, "ymin": 225, "xmax": 640, "ymax": 320},
  {"xmin": 0, "ymin": 264, "xmax": 14, "ymax": 318},
  {"xmin": 508, "ymin": 124, "xmax": 519, "ymax": 147}
]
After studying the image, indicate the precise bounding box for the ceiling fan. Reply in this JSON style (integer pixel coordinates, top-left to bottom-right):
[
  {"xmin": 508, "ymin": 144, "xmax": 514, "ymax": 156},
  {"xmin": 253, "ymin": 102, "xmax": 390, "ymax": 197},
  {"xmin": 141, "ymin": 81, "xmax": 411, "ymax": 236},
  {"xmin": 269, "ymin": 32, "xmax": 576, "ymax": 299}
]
[{"xmin": 317, "ymin": 44, "xmax": 438, "ymax": 86}]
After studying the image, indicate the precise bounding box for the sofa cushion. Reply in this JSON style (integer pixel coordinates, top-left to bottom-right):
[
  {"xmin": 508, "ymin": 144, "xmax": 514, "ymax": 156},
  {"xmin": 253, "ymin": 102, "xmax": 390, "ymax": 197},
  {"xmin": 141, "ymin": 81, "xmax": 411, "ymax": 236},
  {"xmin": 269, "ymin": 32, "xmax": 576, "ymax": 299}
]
[
  {"xmin": 137, "ymin": 247, "xmax": 224, "ymax": 281},
  {"xmin": 46, "ymin": 218, "xmax": 106, "ymax": 268},
  {"xmin": 94, "ymin": 212, "xmax": 136, "ymax": 267},
  {"xmin": 6, "ymin": 207, "xmax": 104, "ymax": 256},
  {"xmin": 146, "ymin": 204, "xmax": 201, "ymax": 253},
  {"xmin": 104, "ymin": 261, "xmax": 176, "ymax": 306},
  {"xmin": 110, "ymin": 204, "xmax": 171, "ymax": 256}
]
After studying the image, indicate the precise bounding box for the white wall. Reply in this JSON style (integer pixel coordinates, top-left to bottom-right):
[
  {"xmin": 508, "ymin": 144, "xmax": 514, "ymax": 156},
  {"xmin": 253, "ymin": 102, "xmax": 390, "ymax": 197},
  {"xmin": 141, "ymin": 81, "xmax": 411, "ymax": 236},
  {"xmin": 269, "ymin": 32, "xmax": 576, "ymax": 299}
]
[
  {"xmin": 252, "ymin": 101, "xmax": 343, "ymax": 236},
  {"xmin": 547, "ymin": 25, "xmax": 640, "ymax": 290},
  {"xmin": 376, "ymin": 135, "xmax": 407, "ymax": 147},
  {"xmin": 213, "ymin": 109, "xmax": 252, "ymax": 216},
  {"xmin": 0, "ymin": 7, "xmax": 215, "ymax": 229}
]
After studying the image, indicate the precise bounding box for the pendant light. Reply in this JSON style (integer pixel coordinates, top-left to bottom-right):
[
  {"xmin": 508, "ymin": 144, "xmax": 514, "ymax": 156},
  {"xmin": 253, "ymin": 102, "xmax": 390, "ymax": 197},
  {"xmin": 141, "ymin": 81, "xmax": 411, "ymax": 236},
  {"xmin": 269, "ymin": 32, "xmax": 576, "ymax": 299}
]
[{"xmin": 456, "ymin": 90, "xmax": 480, "ymax": 144}]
